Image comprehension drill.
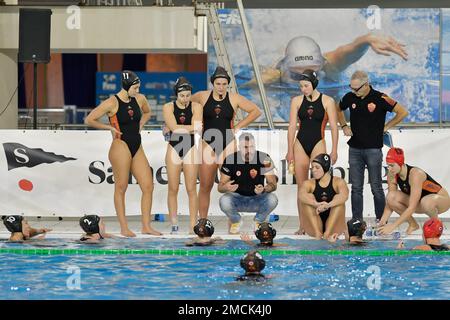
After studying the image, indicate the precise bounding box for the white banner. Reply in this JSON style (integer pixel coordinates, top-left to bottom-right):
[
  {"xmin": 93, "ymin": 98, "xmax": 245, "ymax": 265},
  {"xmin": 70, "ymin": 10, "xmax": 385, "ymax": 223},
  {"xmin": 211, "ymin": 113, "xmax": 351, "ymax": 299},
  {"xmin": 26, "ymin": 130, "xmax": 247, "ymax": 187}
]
[{"xmin": 1, "ymin": 129, "xmax": 449, "ymax": 219}]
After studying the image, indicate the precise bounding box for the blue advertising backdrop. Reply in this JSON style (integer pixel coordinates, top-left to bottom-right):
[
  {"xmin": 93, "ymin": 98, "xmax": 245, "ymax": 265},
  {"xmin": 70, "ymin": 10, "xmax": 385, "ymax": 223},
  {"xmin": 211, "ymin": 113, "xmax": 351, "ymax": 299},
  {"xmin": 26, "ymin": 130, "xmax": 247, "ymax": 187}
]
[{"xmin": 208, "ymin": 9, "xmax": 440, "ymax": 123}]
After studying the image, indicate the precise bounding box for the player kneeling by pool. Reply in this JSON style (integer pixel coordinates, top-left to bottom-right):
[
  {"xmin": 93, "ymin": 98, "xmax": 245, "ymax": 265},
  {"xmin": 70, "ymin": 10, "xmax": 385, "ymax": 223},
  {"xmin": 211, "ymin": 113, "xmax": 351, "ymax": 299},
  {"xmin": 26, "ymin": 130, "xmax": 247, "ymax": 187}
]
[
  {"xmin": 2, "ymin": 215, "xmax": 52, "ymax": 242},
  {"xmin": 236, "ymin": 250, "xmax": 267, "ymax": 281},
  {"xmin": 299, "ymin": 153, "xmax": 348, "ymax": 240},
  {"xmin": 378, "ymin": 147, "xmax": 450, "ymax": 236},
  {"xmin": 240, "ymin": 222, "xmax": 288, "ymax": 247},
  {"xmin": 397, "ymin": 217, "xmax": 449, "ymax": 251},
  {"xmin": 79, "ymin": 215, "xmax": 115, "ymax": 242},
  {"xmin": 185, "ymin": 218, "xmax": 224, "ymax": 246}
]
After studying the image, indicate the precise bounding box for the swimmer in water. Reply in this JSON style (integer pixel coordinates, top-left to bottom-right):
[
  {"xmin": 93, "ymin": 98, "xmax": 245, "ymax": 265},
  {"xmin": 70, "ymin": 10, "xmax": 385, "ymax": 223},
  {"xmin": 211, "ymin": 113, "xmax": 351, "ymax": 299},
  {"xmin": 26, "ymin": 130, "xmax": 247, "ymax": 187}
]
[{"xmin": 2, "ymin": 215, "xmax": 52, "ymax": 242}]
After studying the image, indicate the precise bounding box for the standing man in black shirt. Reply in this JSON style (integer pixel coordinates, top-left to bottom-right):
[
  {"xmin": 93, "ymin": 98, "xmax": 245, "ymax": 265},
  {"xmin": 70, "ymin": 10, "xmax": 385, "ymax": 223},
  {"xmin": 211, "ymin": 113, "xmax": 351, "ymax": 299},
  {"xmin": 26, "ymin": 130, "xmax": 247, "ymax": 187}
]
[
  {"xmin": 218, "ymin": 133, "xmax": 278, "ymax": 234},
  {"xmin": 337, "ymin": 70, "xmax": 408, "ymax": 222}
]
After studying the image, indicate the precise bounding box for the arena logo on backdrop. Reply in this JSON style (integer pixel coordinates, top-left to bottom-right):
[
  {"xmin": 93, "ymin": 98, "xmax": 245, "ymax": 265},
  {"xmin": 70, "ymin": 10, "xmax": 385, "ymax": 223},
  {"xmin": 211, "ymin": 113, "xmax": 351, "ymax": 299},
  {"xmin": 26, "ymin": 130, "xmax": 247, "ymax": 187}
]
[{"xmin": 2, "ymin": 143, "xmax": 77, "ymax": 171}]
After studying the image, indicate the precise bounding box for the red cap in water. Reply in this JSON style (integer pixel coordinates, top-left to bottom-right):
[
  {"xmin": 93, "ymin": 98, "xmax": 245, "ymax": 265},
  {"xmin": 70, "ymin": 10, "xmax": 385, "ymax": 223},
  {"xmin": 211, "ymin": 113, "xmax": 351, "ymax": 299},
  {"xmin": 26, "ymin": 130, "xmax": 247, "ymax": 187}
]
[{"xmin": 423, "ymin": 218, "xmax": 443, "ymax": 239}]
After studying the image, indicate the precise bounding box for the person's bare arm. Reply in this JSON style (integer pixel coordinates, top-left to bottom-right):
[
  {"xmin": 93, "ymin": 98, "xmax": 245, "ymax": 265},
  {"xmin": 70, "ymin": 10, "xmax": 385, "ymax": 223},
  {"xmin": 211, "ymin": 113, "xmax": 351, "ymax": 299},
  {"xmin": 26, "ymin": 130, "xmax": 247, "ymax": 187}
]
[
  {"xmin": 299, "ymin": 180, "xmax": 319, "ymax": 207},
  {"xmin": 336, "ymin": 102, "xmax": 353, "ymax": 138},
  {"xmin": 328, "ymin": 178, "xmax": 349, "ymax": 208},
  {"xmin": 412, "ymin": 245, "xmax": 432, "ymax": 251},
  {"xmin": 379, "ymin": 169, "xmax": 425, "ymax": 234},
  {"xmin": 272, "ymin": 243, "xmax": 289, "ymax": 247},
  {"xmin": 324, "ymin": 33, "xmax": 408, "ymax": 75},
  {"xmin": 28, "ymin": 227, "xmax": 52, "ymax": 238},
  {"xmin": 240, "ymin": 233, "xmax": 256, "ymax": 247},
  {"xmin": 84, "ymin": 97, "xmax": 117, "ymax": 131},
  {"xmin": 243, "ymin": 66, "xmax": 281, "ymax": 86},
  {"xmin": 379, "ymin": 173, "xmax": 398, "ymax": 225},
  {"xmin": 191, "ymin": 102, "xmax": 204, "ymax": 135},
  {"xmin": 390, "ymin": 170, "xmax": 424, "ymax": 228},
  {"xmin": 263, "ymin": 173, "xmax": 277, "ymax": 193},
  {"xmin": 137, "ymin": 94, "xmax": 152, "ymax": 131},
  {"xmin": 384, "ymin": 103, "xmax": 408, "ymax": 132},
  {"xmin": 163, "ymin": 102, "xmax": 195, "ymax": 133},
  {"xmin": 286, "ymin": 96, "xmax": 301, "ymax": 162},
  {"xmin": 218, "ymin": 171, "xmax": 238, "ymax": 193},
  {"xmin": 323, "ymin": 95, "xmax": 339, "ymax": 164},
  {"xmin": 190, "ymin": 90, "xmax": 208, "ymax": 105},
  {"xmin": 231, "ymin": 93, "xmax": 262, "ymax": 131}
]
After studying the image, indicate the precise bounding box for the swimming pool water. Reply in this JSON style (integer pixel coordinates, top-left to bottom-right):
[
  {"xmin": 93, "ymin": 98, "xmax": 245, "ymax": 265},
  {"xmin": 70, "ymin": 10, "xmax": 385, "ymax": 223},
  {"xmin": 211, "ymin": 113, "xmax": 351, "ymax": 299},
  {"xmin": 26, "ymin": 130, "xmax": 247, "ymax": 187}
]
[{"xmin": 1, "ymin": 239, "xmax": 449, "ymax": 300}]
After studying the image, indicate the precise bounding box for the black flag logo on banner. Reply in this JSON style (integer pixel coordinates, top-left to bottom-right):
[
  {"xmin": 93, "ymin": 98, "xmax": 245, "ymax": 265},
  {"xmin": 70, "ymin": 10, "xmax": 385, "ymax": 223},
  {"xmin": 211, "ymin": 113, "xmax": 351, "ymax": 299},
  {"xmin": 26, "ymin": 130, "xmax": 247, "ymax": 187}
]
[{"xmin": 3, "ymin": 143, "xmax": 77, "ymax": 171}]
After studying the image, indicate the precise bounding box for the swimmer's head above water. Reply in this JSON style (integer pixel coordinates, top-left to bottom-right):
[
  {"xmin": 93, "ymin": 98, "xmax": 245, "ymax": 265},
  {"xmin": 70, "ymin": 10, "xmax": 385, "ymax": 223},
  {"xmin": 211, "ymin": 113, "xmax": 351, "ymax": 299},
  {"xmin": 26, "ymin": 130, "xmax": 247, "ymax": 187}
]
[
  {"xmin": 255, "ymin": 222, "xmax": 277, "ymax": 246},
  {"xmin": 193, "ymin": 218, "xmax": 215, "ymax": 238}
]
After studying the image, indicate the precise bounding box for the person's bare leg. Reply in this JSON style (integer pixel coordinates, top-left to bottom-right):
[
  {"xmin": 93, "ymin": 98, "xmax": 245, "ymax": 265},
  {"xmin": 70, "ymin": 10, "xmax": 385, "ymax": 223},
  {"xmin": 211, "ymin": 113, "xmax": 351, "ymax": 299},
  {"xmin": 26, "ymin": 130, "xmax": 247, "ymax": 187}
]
[
  {"xmin": 294, "ymin": 140, "xmax": 310, "ymax": 235},
  {"xmin": 198, "ymin": 142, "xmax": 218, "ymax": 219},
  {"xmin": 166, "ymin": 146, "xmax": 182, "ymax": 226},
  {"xmin": 301, "ymin": 204, "xmax": 323, "ymax": 239},
  {"xmin": 418, "ymin": 192, "xmax": 450, "ymax": 217},
  {"xmin": 387, "ymin": 190, "xmax": 419, "ymax": 234},
  {"xmin": 323, "ymin": 205, "xmax": 346, "ymax": 240},
  {"xmin": 183, "ymin": 148, "xmax": 199, "ymax": 233},
  {"xmin": 109, "ymin": 140, "xmax": 135, "ymax": 237},
  {"xmin": 131, "ymin": 147, "xmax": 162, "ymax": 236}
]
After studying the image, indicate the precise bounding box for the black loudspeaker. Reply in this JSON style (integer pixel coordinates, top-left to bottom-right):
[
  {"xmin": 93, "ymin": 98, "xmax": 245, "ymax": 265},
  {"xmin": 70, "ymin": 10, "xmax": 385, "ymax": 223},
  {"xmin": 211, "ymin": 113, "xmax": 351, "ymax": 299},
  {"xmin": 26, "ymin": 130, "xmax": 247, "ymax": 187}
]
[{"xmin": 18, "ymin": 8, "xmax": 52, "ymax": 63}]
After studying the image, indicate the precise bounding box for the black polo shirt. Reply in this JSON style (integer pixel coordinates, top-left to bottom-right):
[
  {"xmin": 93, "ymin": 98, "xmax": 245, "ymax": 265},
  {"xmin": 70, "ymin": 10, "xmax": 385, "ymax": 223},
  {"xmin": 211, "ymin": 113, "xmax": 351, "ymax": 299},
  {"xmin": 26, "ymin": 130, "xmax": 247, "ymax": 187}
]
[
  {"xmin": 221, "ymin": 151, "xmax": 275, "ymax": 196},
  {"xmin": 339, "ymin": 86, "xmax": 397, "ymax": 149}
]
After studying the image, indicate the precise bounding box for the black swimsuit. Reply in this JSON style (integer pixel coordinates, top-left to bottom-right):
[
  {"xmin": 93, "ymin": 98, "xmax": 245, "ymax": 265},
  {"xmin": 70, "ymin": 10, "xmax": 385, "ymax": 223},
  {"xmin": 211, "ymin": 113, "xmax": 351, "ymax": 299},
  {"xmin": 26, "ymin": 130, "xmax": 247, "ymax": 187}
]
[
  {"xmin": 236, "ymin": 274, "xmax": 266, "ymax": 282},
  {"xmin": 202, "ymin": 92, "xmax": 235, "ymax": 157},
  {"xmin": 396, "ymin": 164, "xmax": 442, "ymax": 199},
  {"xmin": 429, "ymin": 244, "xmax": 449, "ymax": 251},
  {"xmin": 168, "ymin": 101, "xmax": 195, "ymax": 159},
  {"xmin": 313, "ymin": 176, "xmax": 337, "ymax": 232},
  {"xmin": 109, "ymin": 95, "xmax": 142, "ymax": 158},
  {"xmin": 296, "ymin": 94, "xmax": 328, "ymax": 157}
]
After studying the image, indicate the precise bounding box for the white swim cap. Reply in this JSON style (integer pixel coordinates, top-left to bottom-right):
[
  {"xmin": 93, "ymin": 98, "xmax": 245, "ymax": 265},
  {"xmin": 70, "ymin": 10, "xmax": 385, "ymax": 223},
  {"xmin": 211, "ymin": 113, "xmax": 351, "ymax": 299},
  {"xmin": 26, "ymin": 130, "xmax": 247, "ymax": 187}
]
[{"xmin": 277, "ymin": 36, "xmax": 325, "ymax": 80}]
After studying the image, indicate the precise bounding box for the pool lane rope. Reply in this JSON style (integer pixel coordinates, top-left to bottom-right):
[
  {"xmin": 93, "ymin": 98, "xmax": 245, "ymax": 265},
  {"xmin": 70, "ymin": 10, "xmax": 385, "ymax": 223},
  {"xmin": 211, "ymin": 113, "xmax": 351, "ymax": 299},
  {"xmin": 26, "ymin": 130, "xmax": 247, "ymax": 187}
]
[{"xmin": 0, "ymin": 248, "xmax": 449, "ymax": 256}]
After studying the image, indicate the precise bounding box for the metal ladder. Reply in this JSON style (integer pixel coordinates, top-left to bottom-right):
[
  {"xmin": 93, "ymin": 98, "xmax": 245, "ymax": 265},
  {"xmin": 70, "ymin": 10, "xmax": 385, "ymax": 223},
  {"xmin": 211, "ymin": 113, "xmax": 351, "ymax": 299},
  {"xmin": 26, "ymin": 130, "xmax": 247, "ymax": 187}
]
[{"xmin": 195, "ymin": 1, "xmax": 274, "ymax": 128}]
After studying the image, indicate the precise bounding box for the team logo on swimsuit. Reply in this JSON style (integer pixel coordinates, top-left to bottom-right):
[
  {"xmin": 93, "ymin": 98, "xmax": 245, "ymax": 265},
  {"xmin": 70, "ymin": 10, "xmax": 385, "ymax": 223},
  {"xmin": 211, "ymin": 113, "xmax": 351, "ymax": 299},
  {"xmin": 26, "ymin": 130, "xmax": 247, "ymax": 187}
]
[
  {"xmin": 179, "ymin": 112, "xmax": 186, "ymax": 124},
  {"xmin": 367, "ymin": 102, "xmax": 376, "ymax": 113},
  {"xmin": 423, "ymin": 181, "xmax": 441, "ymax": 193},
  {"xmin": 249, "ymin": 169, "xmax": 258, "ymax": 179},
  {"xmin": 236, "ymin": 170, "xmax": 241, "ymax": 177},
  {"xmin": 307, "ymin": 106, "xmax": 314, "ymax": 119},
  {"xmin": 214, "ymin": 105, "xmax": 222, "ymax": 118},
  {"xmin": 352, "ymin": 103, "xmax": 356, "ymax": 109},
  {"xmin": 321, "ymin": 192, "xmax": 328, "ymax": 201},
  {"xmin": 127, "ymin": 106, "xmax": 134, "ymax": 119}
]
